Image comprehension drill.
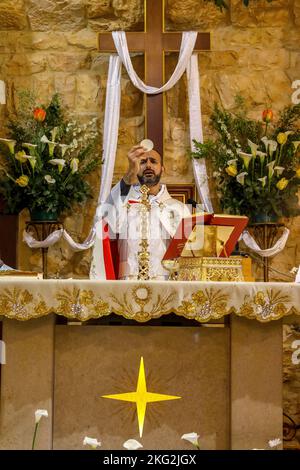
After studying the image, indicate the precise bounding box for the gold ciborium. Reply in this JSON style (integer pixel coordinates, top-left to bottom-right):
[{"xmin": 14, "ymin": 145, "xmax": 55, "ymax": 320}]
[{"xmin": 161, "ymin": 258, "xmax": 180, "ymax": 280}]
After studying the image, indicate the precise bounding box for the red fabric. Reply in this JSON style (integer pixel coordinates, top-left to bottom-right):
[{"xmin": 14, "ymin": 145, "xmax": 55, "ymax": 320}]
[{"xmin": 102, "ymin": 222, "xmax": 119, "ymax": 280}]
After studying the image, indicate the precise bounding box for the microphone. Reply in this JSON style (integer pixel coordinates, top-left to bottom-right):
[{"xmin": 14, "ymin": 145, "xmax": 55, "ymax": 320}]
[
  {"xmin": 187, "ymin": 198, "xmax": 209, "ymax": 213},
  {"xmin": 187, "ymin": 198, "xmax": 197, "ymax": 208}
]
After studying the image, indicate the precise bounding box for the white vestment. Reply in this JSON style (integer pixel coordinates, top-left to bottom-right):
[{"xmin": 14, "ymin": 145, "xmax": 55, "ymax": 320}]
[{"xmin": 103, "ymin": 181, "xmax": 190, "ymax": 280}]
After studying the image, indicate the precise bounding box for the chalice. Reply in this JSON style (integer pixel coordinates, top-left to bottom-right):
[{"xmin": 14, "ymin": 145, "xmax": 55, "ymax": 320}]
[{"xmin": 161, "ymin": 258, "xmax": 179, "ymax": 281}]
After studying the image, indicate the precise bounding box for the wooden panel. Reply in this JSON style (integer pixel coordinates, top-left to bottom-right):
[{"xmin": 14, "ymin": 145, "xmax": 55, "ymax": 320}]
[
  {"xmin": 54, "ymin": 325, "xmax": 230, "ymax": 449},
  {"xmin": 167, "ymin": 183, "xmax": 197, "ymax": 205}
]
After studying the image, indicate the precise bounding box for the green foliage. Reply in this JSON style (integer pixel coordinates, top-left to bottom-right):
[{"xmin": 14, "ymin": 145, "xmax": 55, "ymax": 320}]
[
  {"xmin": 0, "ymin": 91, "xmax": 101, "ymax": 216},
  {"xmin": 191, "ymin": 101, "xmax": 300, "ymax": 222}
]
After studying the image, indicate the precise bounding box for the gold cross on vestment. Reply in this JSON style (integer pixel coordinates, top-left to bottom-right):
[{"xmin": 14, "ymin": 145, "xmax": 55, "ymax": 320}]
[{"xmin": 98, "ymin": 0, "xmax": 210, "ymax": 156}]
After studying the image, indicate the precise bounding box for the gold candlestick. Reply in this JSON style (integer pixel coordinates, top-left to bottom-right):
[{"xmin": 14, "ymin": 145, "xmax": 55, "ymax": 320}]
[{"xmin": 137, "ymin": 185, "xmax": 151, "ymax": 280}]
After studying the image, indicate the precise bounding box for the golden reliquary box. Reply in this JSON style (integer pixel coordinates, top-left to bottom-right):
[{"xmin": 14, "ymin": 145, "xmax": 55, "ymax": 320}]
[{"xmin": 162, "ymin": 213, "xmax": 252, "ymax": 282}]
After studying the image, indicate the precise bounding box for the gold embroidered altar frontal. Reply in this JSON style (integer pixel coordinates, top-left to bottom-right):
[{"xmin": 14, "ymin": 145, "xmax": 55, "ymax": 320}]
[{"xmin": 0, "ymin": 279, "xmax": 300, "ymax": 323}]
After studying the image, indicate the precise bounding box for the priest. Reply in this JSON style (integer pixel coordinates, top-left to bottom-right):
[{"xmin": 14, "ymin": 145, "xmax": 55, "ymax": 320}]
[{"xmin": 102, "ymin": 144, "xmax": 190, "ymax": 280}]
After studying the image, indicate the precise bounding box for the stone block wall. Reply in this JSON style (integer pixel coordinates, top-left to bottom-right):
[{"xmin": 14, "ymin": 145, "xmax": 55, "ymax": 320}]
[{"xmin": 0, "ymin": 0, "xmax": 299, "ymax": 278}]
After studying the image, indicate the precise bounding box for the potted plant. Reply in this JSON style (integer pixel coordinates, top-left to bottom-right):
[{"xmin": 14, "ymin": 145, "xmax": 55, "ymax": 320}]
[
  {"xmin": 0, "ymin": 91, "xmax": 101, "ymax": 221},
  {"xmin": 191, "ymin": 98, "xmax": 300, "ymax": 223}
]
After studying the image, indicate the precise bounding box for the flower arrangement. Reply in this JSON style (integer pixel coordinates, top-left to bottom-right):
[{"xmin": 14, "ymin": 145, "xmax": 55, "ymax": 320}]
[
  {"xmin": 192, "ymin": 98, "xmax": 300, "ymax": 223},
  {"xmin": 0, "ymin": 91, "xmax": 101, "ymax": 219}
]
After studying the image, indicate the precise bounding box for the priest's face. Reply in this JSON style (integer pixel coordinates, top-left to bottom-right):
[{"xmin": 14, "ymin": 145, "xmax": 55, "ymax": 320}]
[{"xmin": 137, "ymin": 150, "xmax": 164, "ymax": 187}]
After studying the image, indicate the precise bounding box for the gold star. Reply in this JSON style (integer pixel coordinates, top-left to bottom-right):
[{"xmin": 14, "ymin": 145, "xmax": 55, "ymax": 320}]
[{"xmin": 101, "ymin": 356, "xmax": 181, "ymax": 437}]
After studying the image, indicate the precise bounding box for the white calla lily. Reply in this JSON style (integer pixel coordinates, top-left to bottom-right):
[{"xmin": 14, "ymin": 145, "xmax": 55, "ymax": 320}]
[
  {"xmin": 236, "ymin": 172, "xmax": 248, "ymax": 185},
  {"xmin": 247, "ymin": 139, "xmax": 258, "ymax": 156},
  {"xmin": 227, "ymin": 158, "xmax": 237, "ymax": 165},
  {"xmin": 267, "ymin": 160, "xmax": 275, "ymax": 178},
  {"xmin": 268, "ymin": 438, "xmax": 282, "ymax": 448},
  {"xmin": 0, "ymin": 138, "xmax": 16, "ymax": 154},
  {"xmin": 83, "ymin": 436, "xmax": 101, "ymax": 449},
  {"xmin": 261, "ymin": 136, "xmax": 269, "ymax": 151},
  {"xmin": 35, "ymin": 409, "xmax": 48, "ymax": 424},
  {"xmin": 44, "ymin": 175, "xmax": 56, "ymax": 184},
  {"xmin": 41, "ymin": 135, "xmax": 57, "ymax": 156},
  {"xmin": 49, "ymin": 159, "xmax": 65, "ymax": 173},
  {"xmin": 22, "ymin": 143, "xmax": 37, "ymax": 156},
  {"xmin": 70, "ymin": 158, "xmax": 79, "ymax": 174},
  {"xmin": 256, "ymin": 150, "xmax": 267, "ymax": 164},
  {"xmin": 292, "ymin": 141, "xmax": 300, "ymax": 152},
  {"xmin": 274, "ymin": 166, "xmax": 285, "ymax": 176},
  {"xmin": 123, "ymin": 439, "xmax": 143, "ymax": 450},
  {"xmin": 50, "ymin": 127, "xmax": 59, "ymax": 142},
  {"xmin": 268, "ymin": 140, "xmax": 278, "ymax": 158},
  {"xmin": 238, "ymin": 151, "xmax": 252, "ymax": 170},
  {"xmin": 181, "ymin": 432, "xmax": 200, "ymax": 448},
  {"xmin": 59, "ymin": 144, "xmax": 69, "ymax": 157},
  {"xmin": 258, "ymin": 176, "xmax": 267, "ymax": 187}
]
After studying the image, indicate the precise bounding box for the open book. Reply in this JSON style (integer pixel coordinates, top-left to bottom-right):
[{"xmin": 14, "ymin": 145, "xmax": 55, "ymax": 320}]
[{"xmin": 162, "ymin": 212, "xmax": 249, "ymax": 260}]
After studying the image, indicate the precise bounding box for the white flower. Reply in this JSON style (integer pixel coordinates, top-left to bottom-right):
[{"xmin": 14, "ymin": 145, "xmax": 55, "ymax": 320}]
[
  {"xmin": 59, "ymin": 144, "xmax": 69, "ymax": 157},
  {"xmin": 41, "ymin": 135, "xmax": 51, "ymax": 144},
  {"xmin": 268, "ymin": 140, "xmax": 278, "ymax": 157},
  {"xmin": 44, "ymin": 175, "xmax": 56, "ymax": 184},
  {"xmin": 22, "ymin": 143, "xmax": 37, "ymax": 156},
  {"xmin": 292, "ymin": 141, "xmax": 300, "ymax": 152},
  {"xmin": 261, "ymin": 136, "xmax": 269, "ymax": 150},
  {"xmin": 274, "ymin": 166, "xmax": 285, "ymax": 176},
  {"xmin": 238, "ymin": 151, "xmax": 252, "ymax": 170},
  {"xmin": 83, "ymin": 436, "xmax": 101, "ymax": 449},
  {"xmin": 70, "ymin": 158, "xmax": 79, "ymax": 174},
  {"xmin": 267, "ymin": 160, "xmax": 275, "ymax": 178},
  {"xmin": 123, "ymin": 439, "xmax": 143, "ymax": 450},
  {"xmin": 268, "ymin": 438, "xmax": 282, "ymax": 448},
  {"xmin": 247, "ymin": 139, "xmax": 258, "ymax": 156},
  {"xmin": 41, "ymin": 135, "xmax": 57, "ymax": 157},
  {"xmin": 0, "ymin": 138, "xmax": 16, "ymax": 154},
  {"xmin": 258, "ymin": 176, "xmax": 267, "ymax": 187},
  {"xmin": 181, "ymin": 432, "xmax": 200, "ymax": 448},
  {"xmin": 256, "ymin": 150, "xmax": 267, "ymax": 164},
  {"xmin": 49, "ymin": 159, "xmax": 65, "ymax": 173},
  {"xmin": 227, "ymin": 158, "xmax": 238, "ymax": 166},
  {"xmin": 236, "ymin": 172, "xmax": 248, "ymax": 185},
  {"xmin": 35, "ymin": 409, "xmax": 48, "ymax": 423},
  {"xmin": 50, "ymin": 127, "xmax": 59, "ymax": 142}
]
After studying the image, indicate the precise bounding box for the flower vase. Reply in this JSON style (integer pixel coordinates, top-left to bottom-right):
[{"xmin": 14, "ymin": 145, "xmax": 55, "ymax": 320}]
[
  {"xmin": 250, "ymin": 212, "xmax": 279, "ymax": 224},
  {"xmin": 30, "ymin": 209, "xmax": 59, "ymax": 222}
]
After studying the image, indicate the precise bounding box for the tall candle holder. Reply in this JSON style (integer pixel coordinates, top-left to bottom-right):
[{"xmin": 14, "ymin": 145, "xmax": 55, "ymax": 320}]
[
  {"xmin": 25, "ymin": 220, "xmax": 63, "ymax": 279},
  {"xmin": 247, "ymin": 222, "xmax": 284, "ymax": 282}
]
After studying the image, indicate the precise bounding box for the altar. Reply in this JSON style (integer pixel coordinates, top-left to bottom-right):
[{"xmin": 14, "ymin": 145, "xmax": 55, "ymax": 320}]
[{"xmin": 0, "ymin": 279, "xmax": 295, "ymax": 450}]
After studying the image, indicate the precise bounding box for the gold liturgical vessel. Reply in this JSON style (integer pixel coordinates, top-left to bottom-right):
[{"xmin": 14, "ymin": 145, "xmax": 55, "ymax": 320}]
[{"xmin": 163, "ymin": 218, "xmax": 248, "ymax": 282}]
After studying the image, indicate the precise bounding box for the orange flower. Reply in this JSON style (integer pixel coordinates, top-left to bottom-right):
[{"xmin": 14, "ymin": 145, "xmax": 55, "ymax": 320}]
[
  {"xmin": 262, "ymin": 109, "xmax": 273, "ymax": 123},
  {"xmin": 33, "ymin": 107, "xmax": 46, "ymax": 122}
]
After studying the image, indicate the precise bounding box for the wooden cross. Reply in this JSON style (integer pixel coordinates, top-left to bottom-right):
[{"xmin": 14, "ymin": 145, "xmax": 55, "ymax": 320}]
[{"xmin": 98, "ymin": 0, "xmax": 210, "ymax": 156}]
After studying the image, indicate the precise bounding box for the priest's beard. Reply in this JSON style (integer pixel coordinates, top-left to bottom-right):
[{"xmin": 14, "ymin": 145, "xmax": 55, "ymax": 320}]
[{"xmin": 137, "ymin": 170, "xmax": 162, "ymax": 187}]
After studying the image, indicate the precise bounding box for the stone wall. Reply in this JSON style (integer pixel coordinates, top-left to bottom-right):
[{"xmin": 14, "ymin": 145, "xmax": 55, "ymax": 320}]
[{"xmin": 0, "ymin": 0, "xmax": 299, "ymax": 279}]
